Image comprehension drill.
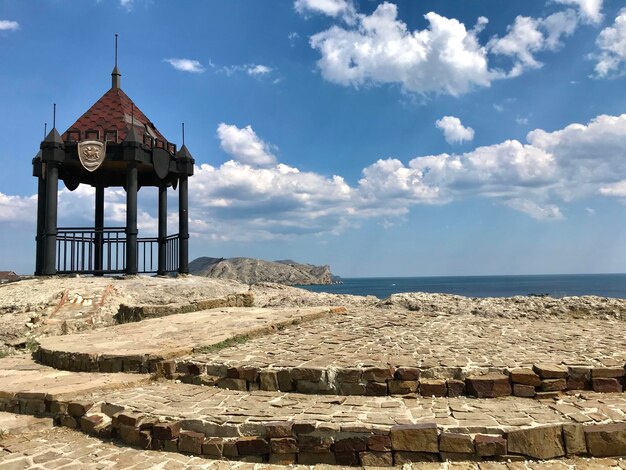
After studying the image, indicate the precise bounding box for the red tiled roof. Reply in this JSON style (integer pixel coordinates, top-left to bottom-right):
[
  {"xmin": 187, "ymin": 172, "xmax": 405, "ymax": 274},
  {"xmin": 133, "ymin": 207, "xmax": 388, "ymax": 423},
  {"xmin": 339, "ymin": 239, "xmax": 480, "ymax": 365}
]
[{"xmin": 62, "ymin": 87, "xmax": 168, "ymax": 145}]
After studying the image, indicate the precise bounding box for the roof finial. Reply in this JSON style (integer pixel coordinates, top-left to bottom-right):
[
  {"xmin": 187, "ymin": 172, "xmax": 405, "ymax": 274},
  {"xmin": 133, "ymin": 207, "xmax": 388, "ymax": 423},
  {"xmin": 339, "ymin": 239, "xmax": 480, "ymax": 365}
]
[
  {"xmin": 131, "ymin": 103, "xmax": 135, "ymax": 126},
  {"xmin": 44, "ymin": 123, "xmax": 47, "ymax": 139},
  {"xmin": 112, "ymin": 33, "xmax": 121, "ymax": 89},
  {"xmin": 53, "ymin": 104, "xmax": 56, "ymax": 129},
  {"xmin": 182, "ymin": 122, "xmax": 185, "ymax": 146}
]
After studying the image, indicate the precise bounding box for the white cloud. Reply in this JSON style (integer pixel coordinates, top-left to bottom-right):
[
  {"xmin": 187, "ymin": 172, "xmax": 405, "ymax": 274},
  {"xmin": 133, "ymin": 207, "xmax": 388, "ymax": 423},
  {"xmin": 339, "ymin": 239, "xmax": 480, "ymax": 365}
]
[
  {"xmin": 488, "ymin": 11, "xmax": 578, "ymax": 77},
  {"xmin": 435, "ymin": 116, "xmax": 475, "ymax": 144},
  {"xmin": 310, "ymin": 3, "xmax": 495, "ymax": 96},
  {"xmin": 120, "ymin": 0, "xmax": 133, "ymax": 11},
  {"xmin": 554, "ymin": 0, "xmax": 603, "ymax": 24},
  {"xmin": 0, "ymin": 20, "xmax": 19, "ymax": 31},
  {"xmin": 247, "ymin": 64, "xmax": 273, "ymax": 76},
  {"xmin": 594, "ymin": 9, "xmax": 626, "ymax": 77},
  {"xmin": 217, "ymin": 123, "xmax": 277, "ymax": 167},
  {"xmin": 288, "ymin": 32, "xmax": 300, "ymax": 46},
  {"xmin": 295, "ymin": 0, "xmax": 355, "ymax": 20},
  {"xmin": 599, "ymin": 180, "xmax": 626, "ymax": 197},
  {"xmin": 164, "ymin": 58, "xmax": 205, "ymax": 73},
  {"xmin": 6, "ymin": 115, "xmax": 626, "ymax": 240}
]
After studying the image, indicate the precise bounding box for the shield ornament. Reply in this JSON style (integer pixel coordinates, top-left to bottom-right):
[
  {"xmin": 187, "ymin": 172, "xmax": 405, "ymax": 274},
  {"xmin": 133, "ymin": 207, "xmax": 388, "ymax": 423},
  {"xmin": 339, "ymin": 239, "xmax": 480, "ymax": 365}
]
[{"xmin": 77, "ymin": 140, "xmax": 106, "ymax": 172}]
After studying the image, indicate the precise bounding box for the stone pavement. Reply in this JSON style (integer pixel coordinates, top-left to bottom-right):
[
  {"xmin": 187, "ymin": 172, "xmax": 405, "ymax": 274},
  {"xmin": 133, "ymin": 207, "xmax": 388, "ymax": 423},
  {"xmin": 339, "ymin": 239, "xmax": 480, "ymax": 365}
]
[
  {"xmin": 36, "ymin": 307, "xmax": 337, "ymax": 372},
  {"xmin": 186, "ymin": 308, "xmax": 626, "ymax": 372},
  {"xmin": 1, "ymin": 423, "xmax": 626, "ymax": 469},
  {"xmin": 0, "ymin": 355, "xmax": 147, "ymax": 401},
  {"xmin": 91, "ymin": 382, "xmax": 626, "ymax": 433}
]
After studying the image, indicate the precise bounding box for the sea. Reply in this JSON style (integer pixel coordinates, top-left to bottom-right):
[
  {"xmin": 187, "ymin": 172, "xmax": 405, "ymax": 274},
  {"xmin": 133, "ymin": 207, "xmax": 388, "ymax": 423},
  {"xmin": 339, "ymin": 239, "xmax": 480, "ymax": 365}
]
[{"xmin": 299, "ymin": 273, "xmax": 626, "ymax": 299}]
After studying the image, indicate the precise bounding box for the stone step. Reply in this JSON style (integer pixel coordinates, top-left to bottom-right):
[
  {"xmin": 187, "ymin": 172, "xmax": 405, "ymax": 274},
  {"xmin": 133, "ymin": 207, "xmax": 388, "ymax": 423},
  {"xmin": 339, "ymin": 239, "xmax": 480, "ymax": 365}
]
[
  {"xmin": 20, "ymin": 380, "xmax": 626, "ymax": 466},
  {"xmin": 2, "ymin": 426, "xmax": 626, "ymax": 470},
  {"xmin": 35, "ymin": 306, "xmax": 340, "ymax": 373},
  {"xmin": 173, "ymin": 360, "xmax": 625, "ymax": 399}
]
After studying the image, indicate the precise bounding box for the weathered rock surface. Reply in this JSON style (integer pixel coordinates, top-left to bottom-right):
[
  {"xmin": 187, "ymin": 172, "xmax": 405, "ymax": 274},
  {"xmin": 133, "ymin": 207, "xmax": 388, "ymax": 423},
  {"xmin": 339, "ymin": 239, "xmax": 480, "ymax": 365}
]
[{"xmin": 189, "ymin": 256, "xmax": 337, "ymax": 285}]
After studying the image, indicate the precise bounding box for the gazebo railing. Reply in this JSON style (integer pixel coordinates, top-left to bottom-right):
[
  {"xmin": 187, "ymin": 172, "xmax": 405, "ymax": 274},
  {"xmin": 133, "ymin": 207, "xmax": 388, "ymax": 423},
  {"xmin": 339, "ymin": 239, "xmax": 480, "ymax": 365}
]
[{"xmin": 56, "ymin": 227, "xmax": 179, "ymax": 275}]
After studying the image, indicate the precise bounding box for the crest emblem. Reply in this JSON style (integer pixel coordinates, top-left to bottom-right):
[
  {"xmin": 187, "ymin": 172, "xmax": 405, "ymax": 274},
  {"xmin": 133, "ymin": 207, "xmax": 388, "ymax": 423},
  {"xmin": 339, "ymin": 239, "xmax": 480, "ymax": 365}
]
[{"xmin": 77, "ymin": 140, "xmax": 106, "ymax": 172}]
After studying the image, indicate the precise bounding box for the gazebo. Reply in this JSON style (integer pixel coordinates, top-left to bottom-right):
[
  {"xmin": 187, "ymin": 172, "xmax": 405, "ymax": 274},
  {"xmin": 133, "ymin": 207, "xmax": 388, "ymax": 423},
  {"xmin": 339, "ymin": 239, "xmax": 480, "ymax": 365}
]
[{"xmin": 32, "ymin": 45, "xmax": 194, "ymax": 276}]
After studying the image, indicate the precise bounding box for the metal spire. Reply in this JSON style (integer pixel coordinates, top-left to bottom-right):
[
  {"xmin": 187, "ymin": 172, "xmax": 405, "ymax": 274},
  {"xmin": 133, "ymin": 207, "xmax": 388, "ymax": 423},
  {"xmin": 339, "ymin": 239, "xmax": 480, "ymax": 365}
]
[
  {"xmin": 182, "ymin": 123, "xmax": 185, "ymax": 146},
  {"xmin": 44, "ymin": 123, "xmax": 47, "ymax": 139},
  {"xmin": 112, "ymin": 33, "xmax": 121, "ymax": 89},
  {"xmin": 53, "ymin": 104, "xmax": 56, "ymax": 129}
]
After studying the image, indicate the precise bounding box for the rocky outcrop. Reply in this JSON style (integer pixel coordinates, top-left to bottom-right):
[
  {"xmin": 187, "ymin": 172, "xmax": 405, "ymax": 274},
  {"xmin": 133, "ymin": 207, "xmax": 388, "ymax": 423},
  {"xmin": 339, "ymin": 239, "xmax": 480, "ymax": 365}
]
[{"xmin": 189, "ymin": 257, "xmax": 337, "ymax": 286}]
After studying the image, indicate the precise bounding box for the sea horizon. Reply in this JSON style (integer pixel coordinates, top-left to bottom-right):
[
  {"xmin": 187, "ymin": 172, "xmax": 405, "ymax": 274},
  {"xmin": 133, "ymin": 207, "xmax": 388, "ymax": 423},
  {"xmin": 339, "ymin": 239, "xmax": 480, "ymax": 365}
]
[{"xmin": 299, "ymin": 273, "xmax": 626, "ymax": 300}]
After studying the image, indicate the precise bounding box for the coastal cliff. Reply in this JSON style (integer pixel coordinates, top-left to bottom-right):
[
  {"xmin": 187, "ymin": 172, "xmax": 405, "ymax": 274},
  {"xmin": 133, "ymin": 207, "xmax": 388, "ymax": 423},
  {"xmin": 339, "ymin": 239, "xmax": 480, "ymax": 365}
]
[{"xmin": 188, "ymin": 257, "xmax": 337, "ymax": 286}]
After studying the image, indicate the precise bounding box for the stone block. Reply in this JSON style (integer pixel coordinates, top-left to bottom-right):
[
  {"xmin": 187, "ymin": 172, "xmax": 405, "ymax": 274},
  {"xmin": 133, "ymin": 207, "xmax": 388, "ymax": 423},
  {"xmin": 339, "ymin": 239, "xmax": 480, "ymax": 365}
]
[
  {"xmin": 533, "ymin": 363, "xmax": 568, "ymax": 379},
  {"xmin": 368, "ymin": 434, "xmax": 392, "ymax": 452},
  {"xmin": 534, "ymin": 391, "xmax": 560, "ymax": 399},
  {"xmin": 178, "ymin": 430, "xmax": 204, "ymax": 454},
  {"xmin": 388, "ymin": 380, "xmax": 418, "ymax": 395},
  {"xmin": 584, "ymin": 423, "xmax": 626, "ymax": 457},
  {"xmin": 393, "ymin": 451, "xmax": 439, "ymax": 464},
  {"xmin": 591, "ymin": 367, "xmax": 626, "ymax": 378},
  {"xmin": 21, "ymin": 399, "xmax": 45, "ymax": 415},
  {"xmin": 563, "ymin": 423, "xmax": 586, "ymax": 455},
  {"xmin": 447, "ymin": 380, "xmax": 466, "ymax": 397},
  {"xmin": 359, "ymin": 451, "xmax": 393, "ymax": 466},
  {"xmin": 335, "ymin": 451, "xmax": 360, "ymax": 466},
  {"xmin": 265, "ymin": 421, "xmax": 293, "ymax": 438},
  {"xmin": 339, "ymin": 382, "xmax": 366, "ymax": 395},
  {"xmin": 466, "ymin": 374, "xmax": 512, "ymax": 398},
  {"xmin": 335, "ymin": 367, "xmax": 362, "ymax": 383},
  {"xmin": 222, "ymin": 440, "xmax": 239, "ymax": 457},
  {"xmin": 420, "ymin": 379, "xmax": 447, "ymax": 397},
  {"xmin": 60, "ymin": 415, "xmax": 78, "ymax": 429},
  {"xmin": 269, "ymin": 453, "xmax": 297, "ymax": 465},
  {"xmin": 117, "ymin": 412, "xmax": 145, "ymax": 427},
  {"xmin": 202, "ymin": 437, "xmax": 223, "ymax": 457},
  {"xmin": 49, "ymin": 401, "xmax": 68, "ymax": 415},
  {"xmin": 216, "ymin": 377, "xmax": 247, "ymax": 391},
  {"xmin": 80, "ymin": 413, "xmax": 111, "ymax": 436},
  {"xmin": 119, "ymin": 424, "xmax": 142, "ymax": 447},
  {"xmin": 298, "ymin": 435, "xmax": 333, "ymax": 453},
  {"xmin": 390, "ymin": 423, "xmax": 439, "ymax": 452},
  {"xmin": 67, "ymin": 401, "xmax": 93, "ymax": 417},
  {"xmin": 513, "ymin": 383, "xmax": 536, "ymax": 397},
  {"xmin": 259, "ymin": 371, "xmax": 279, "ymax": 391},
  {"xmin": 439, "ymin": 433, "xmax": 474, "ymax": 454},
  {"xmin": 509, "ymin": 368, "xmax": 541, "ymax": 386},
  {"xmin": 205, "ymin": 363, "xmax": 227, "ymax": 377},
  {"xmin": 236, "ymin": 436, "xmax": 270, "ymax": 455},
  {"xmin": 163, "ymin": 439, "xmax": 179, "ymax": 452},
  {"xmin": 566, "ymin": 376, "xmax": 589, "ymax": 391},
  {"xmin": 474, "ymin": 434, "xmax": 507, "ymax": 457},
  {"xmin": 362, "ymin": 366, "xmax": 394, "ymax": 382},
  {"xmin": 335, "ymin": 437, "xmax": 367, "ymax": 453},
  {"xmin": 541, "ymin": 378, "xmax": 567, "ymax": 392},
  {"xmin": 276, "ymin": 369, "xmax": 294, "ymax": 391},
  {"xmin": 152, "ymin": 421, "xmax": 181, "ymax": 440},
  {"xmin": 290, "ymin": 367, "xmax": 324, "ymax": 382},
  {"xmin": 297, "ymin": 452, "xmax": 336, "ymax": 465},
  {"xmin": 366, "ymin": 381, "xmax": 388, "ymax": 396},
  {"xmin": 101, "ymin": 403, "xmax": 124, "ymax": 417},
  {"xmin": 507, "ymin": 425, "xmax": 565, "ymax": 459},
  {"xmin": 271, "ymin": 437, "xmax": 298, "ymax": 454},
  {"xmin": 292, "ymin": 421, "xmax": 316, "ymax": 434},
  {"xmin": 439, "ymin": 452, "xmax": 481, "ymax": 462},
  {"xmin": 237, "ymin": 366, "xmax": 259, "ymax": 382},
  {"xmin": 592, "ymin": 378, "xmax": 622, "ymax": 393},
  {"xmin": 138, "ymin": 430, "xmax": 151, "ymax": 449},
  {"xmin": 395, "ymin": 367, "xmax": 421, "ymax": 381}
]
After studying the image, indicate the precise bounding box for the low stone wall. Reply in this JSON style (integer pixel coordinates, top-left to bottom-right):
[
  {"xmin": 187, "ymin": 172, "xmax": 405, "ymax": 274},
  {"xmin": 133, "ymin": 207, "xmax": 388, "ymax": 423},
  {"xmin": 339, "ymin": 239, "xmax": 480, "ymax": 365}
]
[
  {"xmin": 2, "ymin": 393, "xmax": 626, "ymax": 465},
  {"xmin": 174, "ymin": 361, "xmax": 626, "ymax": 398},
  {"xmin": 115, "ymin": 292, "xmax": 254, "ymax": 323}
]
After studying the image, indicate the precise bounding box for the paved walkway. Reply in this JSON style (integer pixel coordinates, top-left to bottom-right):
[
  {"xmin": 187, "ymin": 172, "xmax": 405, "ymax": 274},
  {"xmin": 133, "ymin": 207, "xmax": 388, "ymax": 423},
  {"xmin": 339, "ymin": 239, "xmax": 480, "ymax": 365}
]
[
  {"xmin": 187, "ymin": 308, "xmax": 626, "ymax": 372},
  {"xmin": 37, "ymin": 307, "xmax": 335, "ymax": 369},
  {"xmin": 0, "ymin": 356, "xmax": 147, "ymax": 401},
  {"xmin": 1, "ymin": 424, "xmax": 625, "ymax": 469},
  {"xmin": 93, "ymin": 382, "xmax": 626, "ymax": 433}
]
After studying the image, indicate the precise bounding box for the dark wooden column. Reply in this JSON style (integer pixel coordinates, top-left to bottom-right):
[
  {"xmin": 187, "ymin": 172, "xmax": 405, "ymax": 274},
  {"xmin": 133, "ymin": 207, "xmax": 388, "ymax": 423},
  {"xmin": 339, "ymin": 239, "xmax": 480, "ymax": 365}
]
[
  {"xmin": 178, "ymin": 175, "xmax": 189, "ymax": 274},
  {"xmin": 42, "ymin": 162, "xmax": 59, "ymax": 275},
  {"xmin": 94, "ymin": 185, "xmax": 104, "ymax": 275},
  {"xmin": 125, "ymin": 163, "xmax": 138, "ymax": 275},
  {"xmin": 157, "ymin": 183, "xmax": 167, "ymax": 275},
  {"xmin": 35, "ymin": 174, "xmax": 46, "ymax": 275}
]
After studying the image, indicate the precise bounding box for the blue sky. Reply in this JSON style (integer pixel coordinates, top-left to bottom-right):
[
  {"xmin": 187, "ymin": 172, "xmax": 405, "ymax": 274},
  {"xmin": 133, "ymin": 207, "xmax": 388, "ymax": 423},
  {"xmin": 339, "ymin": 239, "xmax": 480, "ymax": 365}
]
[{"xmin": 1, "ymin": 0, "xmax": 626, "ymax": 276}]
